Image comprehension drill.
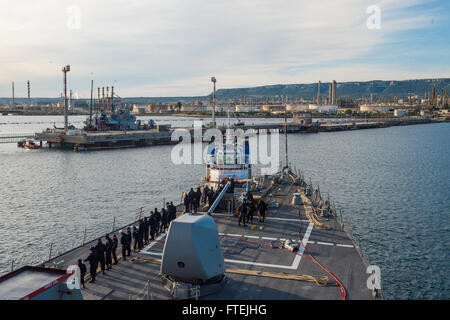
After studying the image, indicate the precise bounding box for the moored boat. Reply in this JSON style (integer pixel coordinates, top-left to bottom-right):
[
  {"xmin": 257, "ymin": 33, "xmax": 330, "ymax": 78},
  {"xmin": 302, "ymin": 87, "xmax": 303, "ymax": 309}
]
[{"xmin": 18, "ymin": 139, "xmax": 40, "ymax": 149}]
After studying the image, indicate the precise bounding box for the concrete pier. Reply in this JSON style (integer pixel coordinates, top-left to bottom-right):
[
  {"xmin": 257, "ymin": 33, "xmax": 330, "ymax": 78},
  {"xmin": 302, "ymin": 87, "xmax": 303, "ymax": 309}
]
[{"xmin": 32, "ymin": 117, "xmax": 435, "ymax": 151}]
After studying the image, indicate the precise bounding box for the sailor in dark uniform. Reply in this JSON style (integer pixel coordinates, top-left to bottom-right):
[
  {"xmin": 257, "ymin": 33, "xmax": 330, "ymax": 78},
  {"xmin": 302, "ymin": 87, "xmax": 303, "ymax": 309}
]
[
  {"xmin": 207, "ymin": 188, "xmax": 214, "ymax": 207},
  {"xmin": 161, "ymin": 208, "xmax": 168, "ymax": 233},
  {"xmin": 142, "ymin": 217, "xmax": 150, "ymax": 245},
  {"xmin": 183, "ymin": 192, "xmax": 190, "ymax": 212},
  {"xmin": 111, "ymin": 234, "xmax": 118, "ymax": 264},
  {"xmin": 94, "ymin": 238, "xmax": 107, "ymax": 275},
  {"xmin": 247, "ymin": 202, "xmax": 256, "ymax": 224},
  {"xmin": 125, "ymin": 227, "xmax": 132, "ymax": 256},
  {"xmin": 78, "ymin": 259, "xmax": 87, "ymax": 288},
  {"xmin": 120, "ymin": 230, "xmax": 128, "ymax": 261},
  {"xmin": 132, "ymin": 226, "xmax": 140, "ymax": 252},
  {"xmin": 257, "ymin": 199, "xmax": 268, "ymax": 223},
  {"xmin": 84, "ymin": 247, "xmax": 98, "ymax": 283},
  {"xmin": 154, "ymin": 208, "xmax": 161, "ymax": 236},
  {"xmin": 149, "ymin": 211, "xmax": 156, "ymax": 240},
  {"xmin": 188, "ymin": 188, "xmax": 196, "ymax": 211},
  {"xmin": 202, "ymin": 186, "xmax": 210, "ymax": 205},
  {"xmin": 105, "ymin": 234, "xmax": 113, "ymax": 270},
  {"xmin": 194, "ymin": 187, "xmax": 201, "ymax": 211},
  {"xmin": 168, "ymin": 202, "xmax": 177, "ymax": 224},
  {"xmin": 138, "ymin": 219, "xmax": 145, "ymax": 249},
  {"xmin": 238, "ymin": 201, "xmax": 248, "ymax": 227},
  {"xmin": 245, "ymin": 188, "xmax": 254, "ymax": 202}
]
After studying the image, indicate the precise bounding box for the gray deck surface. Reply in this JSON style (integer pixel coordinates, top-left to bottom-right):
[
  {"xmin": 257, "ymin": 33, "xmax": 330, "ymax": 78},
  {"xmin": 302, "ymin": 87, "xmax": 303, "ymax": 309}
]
[{"xmin": 45, "ymin": 178, "xmax": 376, "ymax": 300}]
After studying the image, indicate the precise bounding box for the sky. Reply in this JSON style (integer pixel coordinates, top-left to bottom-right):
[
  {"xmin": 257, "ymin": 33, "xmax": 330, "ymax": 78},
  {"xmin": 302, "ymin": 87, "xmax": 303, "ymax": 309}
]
[{"xmin": 0, "ymin": 0, "xmax": 449, "ymax": 98}]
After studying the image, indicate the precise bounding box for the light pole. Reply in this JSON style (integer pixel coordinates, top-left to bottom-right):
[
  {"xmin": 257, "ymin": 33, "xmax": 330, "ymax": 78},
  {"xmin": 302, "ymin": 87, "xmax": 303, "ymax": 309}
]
[
  {"xmin": 62, "ymin": 65, "xmax": 70, "ymax": 132},
  {"xmin": 211, "ymin": 77, "xmax": 216, "ymax": 127},
  {"xmin": 284, "ymin": 104, "xmax": 288, "ymax": 169}
]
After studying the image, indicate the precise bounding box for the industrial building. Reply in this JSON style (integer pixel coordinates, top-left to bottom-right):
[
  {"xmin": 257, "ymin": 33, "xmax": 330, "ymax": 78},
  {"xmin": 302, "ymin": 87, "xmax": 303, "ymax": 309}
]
[
  {"xmin": 234, "ymin": 104, "xmax": 259, "ymax": 112},
  {"xmin": 309, "ymin": 104, "xmax": 338, "ymax": 113},
  {"xmin": 359, "ymin": 104, "xmax": 390, "ymax": 113}
]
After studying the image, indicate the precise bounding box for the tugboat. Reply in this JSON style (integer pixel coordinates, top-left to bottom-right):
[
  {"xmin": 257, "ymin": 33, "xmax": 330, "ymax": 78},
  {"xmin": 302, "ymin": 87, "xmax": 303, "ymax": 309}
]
[
  {"xmin": 18, "ymin": 139, "xmax": 40, "ymax": 149},
  {"xmin": 205, "ymin": 113, "xmax": 251, "ymax": 186},
  {"xmin": 85, "ymin": 109, "xmax": 155, "ymax": 131}
]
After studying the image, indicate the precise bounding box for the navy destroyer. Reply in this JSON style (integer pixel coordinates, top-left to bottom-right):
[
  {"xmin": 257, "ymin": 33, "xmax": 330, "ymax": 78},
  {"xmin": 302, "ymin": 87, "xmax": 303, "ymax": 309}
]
[{"xmin": 0, "ymin": 113, "xmax": 381, "ymax": 301}]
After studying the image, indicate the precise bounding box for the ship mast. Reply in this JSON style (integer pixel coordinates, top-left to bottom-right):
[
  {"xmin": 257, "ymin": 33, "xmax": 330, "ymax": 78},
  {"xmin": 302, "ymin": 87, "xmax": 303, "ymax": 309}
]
[
  {"xmin": 211, "ymin": 77, "xmax": 216, "ymax": 127},
  {"xmin": 89, "ymin": 80, "xmax": 93, "ymax": 127}
]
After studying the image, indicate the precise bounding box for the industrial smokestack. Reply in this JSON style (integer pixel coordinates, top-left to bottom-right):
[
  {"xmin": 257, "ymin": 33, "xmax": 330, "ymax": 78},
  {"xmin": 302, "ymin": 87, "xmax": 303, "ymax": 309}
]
[
  {"xmin": 317, "ymin": 81, "xmax": 321, "ymax": 105},
  {"xmin": 11, "ymin": 81, "xmax": 15, "ymax": 107},
  {"xmin": 111, "ymin": 86, "xmax": 115, "ymax": 112},
  {"xmin": 445, "ymin": 88, "xmax": 448, "ymax": 107},
  {"xmin": 106, "ymin": 87, "xmax": 110, "ymax": 109},
  {"xmin": 27, "ymin": 80, "xmax": 31, "ymax": 108},
  {"xmin": 332, "ymin": 80, "xmax": 337, "ymax": 105},
  {"xmin": 328, "ymin": 84, "xmax": 332, "ymax": 104}
]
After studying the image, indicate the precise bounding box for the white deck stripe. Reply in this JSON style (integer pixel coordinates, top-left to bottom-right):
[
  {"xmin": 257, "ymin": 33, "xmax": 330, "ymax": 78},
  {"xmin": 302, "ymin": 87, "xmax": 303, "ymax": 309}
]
[
  {"xmin": 212, "ymin": 213, "xmax": 308, "ymax": 223},
  {"xmin": 142, "ymin": 251, "xmax": 163, "ymax": 257},
  {"xmin": 316, "ymin": 241, "xmax": 334, "ymax": 246},
  {"xmin": 244, "ymin": 235, "xmax": 260, "ymax": 239},
  {"xmin": 266, "ymin": 217, "xmax": 309, "ymax": 223},
  {"xmin": 291, "ymin": 222, "xmax": 314, "ymax": 270},
  {"xmin": 224, "ymin": 259, "xmax": 298, "ymax": 270},
  {"xmin": 140, "ymin": 233, "xmax": 166, "ymax": 253},
  {"xmin": 336, "ymin": 244, "xmax": 354, "ymax": 248},
  {"xmin": 227, "ymin": 234, "xmax": 242, "ymax": 237},
  {"xmin": 140, "ymin": 223, "xmax": 352, "ymax": 272}
]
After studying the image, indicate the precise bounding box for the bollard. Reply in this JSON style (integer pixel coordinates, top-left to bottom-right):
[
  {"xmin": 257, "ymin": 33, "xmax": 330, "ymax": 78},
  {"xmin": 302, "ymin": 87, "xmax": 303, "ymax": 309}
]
[
  {"xmin": 11, "ymin": 260, "xmax": 14, "ymax": 272},
  {"xmin": 112, "ymin": 217, "xmax": 116, "ymax": 232}
]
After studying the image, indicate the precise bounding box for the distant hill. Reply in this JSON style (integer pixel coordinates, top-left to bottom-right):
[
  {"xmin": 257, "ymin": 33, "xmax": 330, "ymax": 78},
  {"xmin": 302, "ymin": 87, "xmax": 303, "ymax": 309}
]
[
  {"xmin": 214, "ymin": 78, "xmax": 450, "ymax": 100},
  {"xmin": 1, "ymin": 78, "xmax": 449, "ymax": 104}
]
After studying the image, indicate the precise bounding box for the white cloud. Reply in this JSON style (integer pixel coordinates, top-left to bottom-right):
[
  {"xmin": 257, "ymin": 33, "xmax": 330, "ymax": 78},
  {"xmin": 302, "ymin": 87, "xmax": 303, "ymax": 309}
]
[{"xmin": 0, "ymin": 0, "xmax": 445, "ymax": 97}]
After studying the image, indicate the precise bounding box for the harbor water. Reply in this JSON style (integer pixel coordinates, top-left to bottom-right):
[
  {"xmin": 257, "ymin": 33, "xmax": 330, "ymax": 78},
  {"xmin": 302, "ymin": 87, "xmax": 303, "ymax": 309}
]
[{"xmin": 0, "ymin": 115, "xmax": 448, "ymax": 299}]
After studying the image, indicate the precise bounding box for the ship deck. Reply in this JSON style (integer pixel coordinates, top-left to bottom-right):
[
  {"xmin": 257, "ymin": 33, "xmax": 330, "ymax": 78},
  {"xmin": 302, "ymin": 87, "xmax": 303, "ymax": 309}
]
[{"xmin": 44, "ymin": 176, "xmax": 378, "ymax": 300}]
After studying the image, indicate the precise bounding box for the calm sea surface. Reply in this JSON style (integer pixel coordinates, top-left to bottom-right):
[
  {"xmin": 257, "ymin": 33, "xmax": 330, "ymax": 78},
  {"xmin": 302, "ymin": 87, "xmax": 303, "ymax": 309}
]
[{"xmin": 0, "ymin": 115, "xmax": 448, "ymax": 299}]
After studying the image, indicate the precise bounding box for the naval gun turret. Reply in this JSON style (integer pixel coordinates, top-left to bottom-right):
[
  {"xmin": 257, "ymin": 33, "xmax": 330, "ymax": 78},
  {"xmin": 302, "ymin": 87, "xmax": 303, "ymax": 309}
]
[{"xmin": 160, "ymin": 183, "xmax": 231, "ymax": 299}]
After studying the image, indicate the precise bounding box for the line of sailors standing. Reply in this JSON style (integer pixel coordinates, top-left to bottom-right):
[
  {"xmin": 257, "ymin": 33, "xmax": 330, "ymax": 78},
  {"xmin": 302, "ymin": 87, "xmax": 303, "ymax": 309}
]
[
  {"xmin": 237, "ymin": 188, "xmax": 268, "ymax": 227},
  {"xmin": 184, "ymin": 179, "xmax": 234, "ymax": 213},
  {"xmin": 79, "ymin": 202, "xmax": 178, "ymax": 286}
]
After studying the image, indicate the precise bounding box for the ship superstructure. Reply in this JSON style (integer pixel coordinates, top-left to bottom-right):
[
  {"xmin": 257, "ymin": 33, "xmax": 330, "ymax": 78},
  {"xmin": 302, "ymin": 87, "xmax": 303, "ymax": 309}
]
[{"xmin": 205, "ymin": 128, "xmax": 251, "ymax": 185}]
